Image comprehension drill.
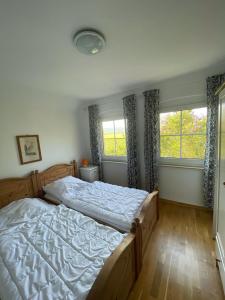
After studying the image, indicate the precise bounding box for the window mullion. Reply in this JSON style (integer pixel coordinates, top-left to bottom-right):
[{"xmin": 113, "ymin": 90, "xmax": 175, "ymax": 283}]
[
  {"xmin": 101, "ymin": 124, "xmax": 105, "ymax": 155},
  {"xmin": 180, "ymin": 110, "xmax": 182, "ymax": 159},
  {"xmin": 113, "ymin": 121, "xmax": 117, "ymax": 156}
]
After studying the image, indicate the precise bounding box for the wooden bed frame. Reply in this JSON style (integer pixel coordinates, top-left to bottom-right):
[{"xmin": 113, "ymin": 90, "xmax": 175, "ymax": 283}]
[
  {"xmin": 35, "ymin": 160, "xmax": 78, "ymax": 198},
  {"xmin": 0, "ymin": 173, "xmax": 136, "ymax": 300},
  {"xmin": 35, "ymin": 160, "xmax": 159, "ymax": 274},
  {"xmin": 0, "ymin": 173, "xmax": 37, "ymax": 209}
]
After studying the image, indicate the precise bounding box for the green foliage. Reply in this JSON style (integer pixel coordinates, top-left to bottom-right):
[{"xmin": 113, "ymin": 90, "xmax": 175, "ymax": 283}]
[
  {"xmin": 160, "ymin": 108, "xmax": 207, "ymax": 159},
  {"xmin": 102, "ymin": 109, "xmax": 207, "ymax": 159},
  {"xmin": 103, "ymin": 137, "xmax": 115, "ymax": 156},
  {"xmin": 182, "ymin": 135, "xmax": 206, "ymax": 159},
  {"xmin": 182, "ymin": 109, "xmax": 207, "ymax": 134},
  {"xmin": 160, "ymin": 111, "xmax": 181, "ymax": 134},
  {"xmin": 160, "ymin": 136, "xmax": 180, "ymax": 158},
  {"xmin": 103, "ymin": 133, "xmax": 127, "ymax": 156},
  {"xmin": 102, "ymin": 119, "xmax": 127, "ymax": 157}
]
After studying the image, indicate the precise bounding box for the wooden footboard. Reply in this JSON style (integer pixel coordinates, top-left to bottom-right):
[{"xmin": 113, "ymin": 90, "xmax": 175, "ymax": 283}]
[
  {"xmin": 137, "ymin": 191, "xmax": 159, "ymax": 257},
  {"xmin": 87, "ymin": 233, "xmax": 136, "ymax": 300}
]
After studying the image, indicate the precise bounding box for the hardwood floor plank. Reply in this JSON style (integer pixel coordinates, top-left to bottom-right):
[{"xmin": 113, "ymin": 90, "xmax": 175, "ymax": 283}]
[{"xmin": 129, "ymin": 202, "xmax": 224, "ymax": 300}]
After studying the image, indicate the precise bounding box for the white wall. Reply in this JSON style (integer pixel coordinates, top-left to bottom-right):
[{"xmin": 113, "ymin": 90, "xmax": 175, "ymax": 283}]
[
  {"xmin": 159, "ymin": 166, "xmax": 204, "ymax": 205},
  {"xmin": 102, "ymin": 162, "xmax": 128, "ymax": 187},
  {"xmin": 0, "ymin": 86, "xmax": 82, "ymax": 178},
  {"xmin": 78, "ymin": 62, "xmax": 225, "ymax": 207}
]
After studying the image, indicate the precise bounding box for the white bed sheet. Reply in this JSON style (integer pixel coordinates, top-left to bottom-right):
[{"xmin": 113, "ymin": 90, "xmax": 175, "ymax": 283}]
[
  {"xmin": 0, "ymin": 198, "xmax": 126, "ymax": 300},
  {"xmin": 44, "ymin": 176, "xmax": 149, "ymax": 232}
]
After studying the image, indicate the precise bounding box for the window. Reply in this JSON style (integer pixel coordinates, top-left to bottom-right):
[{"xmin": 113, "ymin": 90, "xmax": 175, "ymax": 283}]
[
  {"xmin": 160, "ymin": 107, "xmax": 207, "ymax": 160},
  {"xmin": 102, "ymin": 119, "xmax": 127, "ymax": 158}
]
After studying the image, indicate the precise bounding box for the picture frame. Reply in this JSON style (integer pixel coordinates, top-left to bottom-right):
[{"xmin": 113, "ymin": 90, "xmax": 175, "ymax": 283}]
[{"xmin": 16, "ymin": 135, "xmax": 42, "ymax": 165}]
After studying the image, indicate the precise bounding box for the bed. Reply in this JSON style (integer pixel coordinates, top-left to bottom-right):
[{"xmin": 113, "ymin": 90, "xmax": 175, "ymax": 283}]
[
  {"xmin": 0, "ymin": 174, "xmax": 137, "ymax": 300},
  {"xmin": 35, "ymin": 161, "xmax": 159, "ymax": 273}
]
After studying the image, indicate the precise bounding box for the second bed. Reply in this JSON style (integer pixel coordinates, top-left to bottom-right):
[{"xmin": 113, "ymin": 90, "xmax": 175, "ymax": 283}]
[{"xmin": 35, "ymin": 161, "xmax": 159, "ymax": 272}]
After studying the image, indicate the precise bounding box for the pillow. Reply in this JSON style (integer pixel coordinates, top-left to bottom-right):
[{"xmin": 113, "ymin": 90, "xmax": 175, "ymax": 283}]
[
  {"xmin": 43, "ymin": 181, "xmax": 69, "ymax": 199},
  {"xmin": 43, "ymin": 176, "xmax": 86, "ymax": 199},
  {"xmin": 53, "ymin": 176, "xmax": 84, "ymax": 185}
]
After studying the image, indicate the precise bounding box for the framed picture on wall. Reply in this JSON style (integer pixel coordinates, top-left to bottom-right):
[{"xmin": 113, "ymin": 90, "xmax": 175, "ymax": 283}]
[{"xmin": 16, "ymin": 135, "xmax": 42, "ymax": 164}]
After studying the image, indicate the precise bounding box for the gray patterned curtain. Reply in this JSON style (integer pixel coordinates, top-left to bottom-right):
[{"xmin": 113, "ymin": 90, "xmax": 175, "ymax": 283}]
[
  {"xmin": 123, "ymin": 94, "xmax": 138, "ymax": 188},
  {"xmin": 88, "ymin": 104, "xmax": 103, "ymax": 180},
  {"xmin": 143, "ymin": 89, "xmax": 160, "ymax": 192},
  {"xmin": 203, "ymin": 74, "xmax": 225, "ymax": 208}
]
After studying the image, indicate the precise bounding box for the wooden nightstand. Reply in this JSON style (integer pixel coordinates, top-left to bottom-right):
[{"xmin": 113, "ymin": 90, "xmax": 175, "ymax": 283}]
[{"xmin": 79, "ymin": 166, "xmax": 99, "ymax": 182}]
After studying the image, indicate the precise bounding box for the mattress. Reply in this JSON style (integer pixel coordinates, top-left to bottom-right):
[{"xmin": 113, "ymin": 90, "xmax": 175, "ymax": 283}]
[
  {"xmin": 0, "ymin": 198, "xmax": 126, "ymax": 300},
  {"xmin": 44, "ymin": 176, "xmax": 149, "ymax": 232}
]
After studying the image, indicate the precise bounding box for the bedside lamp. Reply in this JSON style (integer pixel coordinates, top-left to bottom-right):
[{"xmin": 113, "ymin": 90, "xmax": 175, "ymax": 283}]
[{"xmin": 81, "ymin": 159, "xmax": 89, "ymax": 167}]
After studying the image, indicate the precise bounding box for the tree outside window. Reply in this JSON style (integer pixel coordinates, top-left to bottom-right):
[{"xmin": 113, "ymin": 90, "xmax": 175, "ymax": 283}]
[
  {"xmin": 160, "ymin": 107, "xmax": 207, "ymax": 159},
  {"xmin": 102, "ymin": 119, "xmax": 127, "ymax": 157}
]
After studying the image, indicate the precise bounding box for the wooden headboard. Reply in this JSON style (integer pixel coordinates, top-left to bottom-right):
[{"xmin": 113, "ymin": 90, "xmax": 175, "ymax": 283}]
[
  {"xmin": 0, "ymin": 173, "xmax": 37, "ymax": 209},
  {"xmin": 36, "ymin": 160, "xmax": 78, "ymax": 197}
]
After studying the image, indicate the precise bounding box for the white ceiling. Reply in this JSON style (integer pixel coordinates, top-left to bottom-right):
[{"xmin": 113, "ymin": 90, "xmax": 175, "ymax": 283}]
[{"xmin": 0, "ymin": 0, "xmax": 225, "ymax": 101}]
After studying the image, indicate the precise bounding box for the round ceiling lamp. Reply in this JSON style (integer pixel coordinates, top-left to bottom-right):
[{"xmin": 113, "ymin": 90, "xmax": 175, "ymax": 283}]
[{"xmin": 73, "ymin": 29, "xmax": 106, "ymax": 55}]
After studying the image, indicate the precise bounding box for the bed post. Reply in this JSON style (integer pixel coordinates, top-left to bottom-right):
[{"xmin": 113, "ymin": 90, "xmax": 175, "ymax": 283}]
[
  {"xmin": 131, "ymin": 219, "xmax": 142, "ymax": 277},
  {"xmin": 34, "ymin": 170, "xmax": 44, "ymax": 198},
  {"xmin": 155, "ymin": 188, "xmax": 160, "ymax": 220},
  {"xmin": 31, "ymin": 170, "xmax": 39, "ymax": 197},
  {"xmin": 71, "ymin": 160, "xmax": 78, "ymax": 177}
]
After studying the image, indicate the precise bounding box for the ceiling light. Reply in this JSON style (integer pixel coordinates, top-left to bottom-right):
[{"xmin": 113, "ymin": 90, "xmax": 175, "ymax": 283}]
[{"xmin": 73, "ymin": 30, "xmax": 106, "ymax": 55}]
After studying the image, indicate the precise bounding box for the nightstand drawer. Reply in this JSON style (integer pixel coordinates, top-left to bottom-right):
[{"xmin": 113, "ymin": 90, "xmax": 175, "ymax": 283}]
[{"xmin": 80, "ymin": 166, "xmax": 99, "ymax": 182}]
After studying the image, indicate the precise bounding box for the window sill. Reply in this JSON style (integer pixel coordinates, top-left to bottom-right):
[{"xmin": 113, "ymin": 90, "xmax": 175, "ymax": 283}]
[
  {"xmin": 159, "ymin": 164, "xmax": 204, "ymax": 170},
  {"xmin": 159, "ymin": 158, "xmax": 204, "ymax": 169},
  {"xmin": 102, "ymin": 160, "xmax": 127, "ymax": 164}
]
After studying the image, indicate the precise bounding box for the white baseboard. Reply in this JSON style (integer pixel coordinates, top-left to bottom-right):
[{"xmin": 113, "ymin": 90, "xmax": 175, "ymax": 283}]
[{"xmin": 216, "ymin": 233, "xmax": 225, "ymax": 294}]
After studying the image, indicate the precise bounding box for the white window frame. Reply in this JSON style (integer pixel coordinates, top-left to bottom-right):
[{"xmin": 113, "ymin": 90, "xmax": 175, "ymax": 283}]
[
  {"xmin": 101, "ymin": 119, "xmax": 127, "ymax": 162},
  {"xmin": 159, "ymin": 104, "xmax": 207, "ymax": 168}
]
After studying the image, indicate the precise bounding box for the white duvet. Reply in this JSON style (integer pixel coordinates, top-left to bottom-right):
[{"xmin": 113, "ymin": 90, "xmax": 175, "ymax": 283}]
[
  {"xmin": 0, "ymin": 198, "xmax": 126, "ymax": 300},
  {"xmin": 44, "ymin": 176, "xmax": 149, "ymax": 232}
]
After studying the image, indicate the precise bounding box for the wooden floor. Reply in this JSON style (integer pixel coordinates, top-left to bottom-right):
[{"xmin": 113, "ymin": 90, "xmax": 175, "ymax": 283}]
[{"xmin": 129, "ymin": 201, "xmax": 224, "ymax": 300}]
